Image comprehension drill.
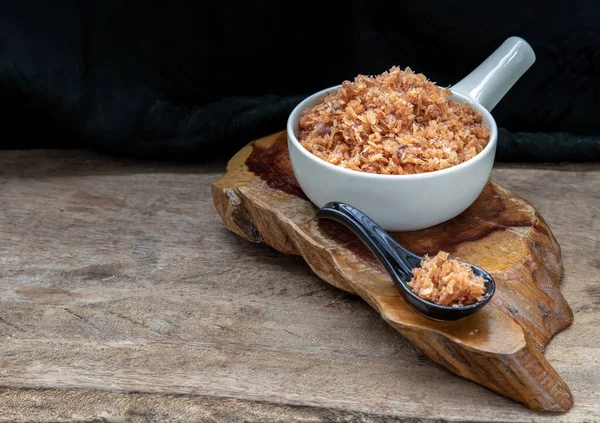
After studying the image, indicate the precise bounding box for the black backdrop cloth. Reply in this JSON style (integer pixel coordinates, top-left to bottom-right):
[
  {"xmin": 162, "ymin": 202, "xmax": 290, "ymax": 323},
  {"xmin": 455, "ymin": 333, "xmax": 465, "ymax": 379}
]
[{"xmin": 1, "ymin": 1, "xmax": 599, "ymax": 162}]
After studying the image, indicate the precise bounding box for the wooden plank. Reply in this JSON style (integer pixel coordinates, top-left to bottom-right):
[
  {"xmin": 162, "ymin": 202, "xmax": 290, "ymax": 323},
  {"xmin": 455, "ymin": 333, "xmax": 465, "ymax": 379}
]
[
  {"xmin": 0, "ymin": 150, "xmax": 598, "ymax": 422},
  {"xmin": 0, "ymin": 387, "xmax": 444, "ymax": 423}
]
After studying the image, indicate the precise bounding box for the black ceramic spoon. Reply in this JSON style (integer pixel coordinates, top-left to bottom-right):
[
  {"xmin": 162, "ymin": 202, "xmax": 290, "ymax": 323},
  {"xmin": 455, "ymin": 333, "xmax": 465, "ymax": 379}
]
[{"xmin": 316, "ymin": 202, "xmax": 496, "ymax": 321}]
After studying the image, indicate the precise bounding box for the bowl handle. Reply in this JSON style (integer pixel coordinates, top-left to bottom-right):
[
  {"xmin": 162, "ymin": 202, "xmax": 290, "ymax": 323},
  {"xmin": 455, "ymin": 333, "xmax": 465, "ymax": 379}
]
[{"xmin": 451, "ymin": 36, "xmax": 536, "ymax": 111}]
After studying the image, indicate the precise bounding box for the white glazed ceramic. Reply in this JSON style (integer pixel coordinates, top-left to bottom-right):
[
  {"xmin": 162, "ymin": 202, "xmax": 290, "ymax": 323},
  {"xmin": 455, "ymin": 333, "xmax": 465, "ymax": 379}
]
[{"xmin": 287, "ymin": 36, "xmax": 536, "ymax": 231}]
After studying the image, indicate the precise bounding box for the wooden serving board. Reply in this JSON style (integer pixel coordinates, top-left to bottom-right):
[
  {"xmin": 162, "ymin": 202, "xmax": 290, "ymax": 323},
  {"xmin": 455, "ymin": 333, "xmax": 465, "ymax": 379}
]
[{"xmin": 212, "ymin": 131, "xmax": 575, "ymax": 412}]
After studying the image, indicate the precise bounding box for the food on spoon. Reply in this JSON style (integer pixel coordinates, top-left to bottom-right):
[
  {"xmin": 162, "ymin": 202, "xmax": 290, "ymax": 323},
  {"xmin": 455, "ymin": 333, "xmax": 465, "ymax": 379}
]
[
  {"xmin": 408, "ymin": 251, "xmax": 486, "ymax": 307},
  {"xmin": 298, "ymin": 66, "xmax": 490, "ymax": 175}
]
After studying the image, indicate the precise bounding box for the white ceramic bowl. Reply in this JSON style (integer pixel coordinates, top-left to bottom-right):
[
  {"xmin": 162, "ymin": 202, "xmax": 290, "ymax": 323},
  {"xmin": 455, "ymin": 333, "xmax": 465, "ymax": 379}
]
[{"xmin": 287, "ymin": 37, "xmax": 536, "ymax": 231}]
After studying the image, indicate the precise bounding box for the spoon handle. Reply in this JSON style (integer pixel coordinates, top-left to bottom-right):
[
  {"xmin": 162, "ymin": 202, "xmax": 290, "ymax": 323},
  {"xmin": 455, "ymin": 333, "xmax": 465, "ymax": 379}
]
[{"xmin": 316, "ymin": 202, "xmax": 421, "ymax": 284}]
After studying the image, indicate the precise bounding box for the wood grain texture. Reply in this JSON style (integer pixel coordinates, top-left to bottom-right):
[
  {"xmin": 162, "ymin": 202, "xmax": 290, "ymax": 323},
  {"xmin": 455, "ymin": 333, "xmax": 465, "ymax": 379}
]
[
  {"xmin": 213, "ymin": 132, "xmax": 575, "ymax": 412},
  {"xmin": 0, "ymin": 147, "xmax": 598, "ymax": 422}
]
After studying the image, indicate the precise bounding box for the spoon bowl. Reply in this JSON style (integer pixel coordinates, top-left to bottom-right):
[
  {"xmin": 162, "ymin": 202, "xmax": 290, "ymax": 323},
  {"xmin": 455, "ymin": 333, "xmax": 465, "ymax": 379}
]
[{"xmin": 316, "ymin": 202, "xmax": 496, "ymax": 321}]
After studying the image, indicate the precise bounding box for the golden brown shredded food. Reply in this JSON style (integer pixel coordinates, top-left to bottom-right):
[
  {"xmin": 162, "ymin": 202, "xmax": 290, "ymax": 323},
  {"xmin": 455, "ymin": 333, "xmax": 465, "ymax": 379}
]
[
  {"xmin": 408, "ymin": 251, "xmax": 486, "ymax": 307},
  {"xmin": 298, "ymin": 66, "xmax": 490, "ymax": 175}
]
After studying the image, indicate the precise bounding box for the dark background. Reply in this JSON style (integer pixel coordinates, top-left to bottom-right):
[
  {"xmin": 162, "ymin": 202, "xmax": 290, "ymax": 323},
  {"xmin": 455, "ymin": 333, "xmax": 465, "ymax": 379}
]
[{"xmin": 1, "ymin": 1, "xmax": 599, "ymax": 161}]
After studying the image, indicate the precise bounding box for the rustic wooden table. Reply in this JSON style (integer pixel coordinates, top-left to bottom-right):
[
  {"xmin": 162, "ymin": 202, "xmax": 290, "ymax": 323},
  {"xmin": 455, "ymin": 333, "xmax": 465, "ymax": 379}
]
[{"xmin": 0, "ymin": 150, "xmax": 598, "ymax": 423}]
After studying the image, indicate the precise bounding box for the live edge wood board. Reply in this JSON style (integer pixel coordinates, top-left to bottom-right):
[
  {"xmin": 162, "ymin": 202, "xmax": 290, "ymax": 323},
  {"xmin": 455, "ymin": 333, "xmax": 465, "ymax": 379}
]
[{"xmin": 212, "ymin": 131, "xmax": 574, "ymax": 412}]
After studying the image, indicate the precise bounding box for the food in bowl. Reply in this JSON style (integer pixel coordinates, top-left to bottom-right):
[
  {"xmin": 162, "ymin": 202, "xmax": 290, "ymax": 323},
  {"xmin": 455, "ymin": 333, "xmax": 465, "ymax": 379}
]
[
  {"xmin": 298, "ymin": 67, "xmax": 490, "ymax": 175},
  {"xmin": 408, "ymin": 251, "xmax": 486, "ymax": 307}
]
